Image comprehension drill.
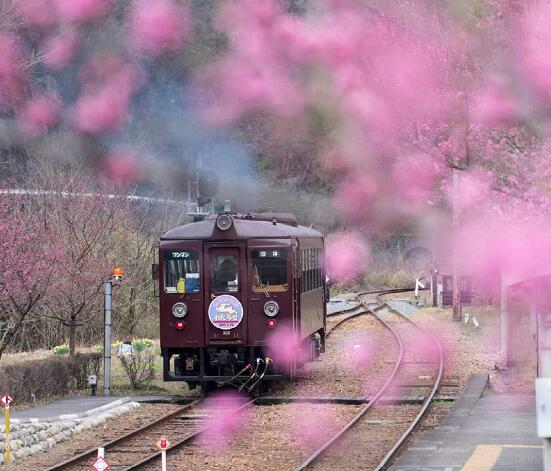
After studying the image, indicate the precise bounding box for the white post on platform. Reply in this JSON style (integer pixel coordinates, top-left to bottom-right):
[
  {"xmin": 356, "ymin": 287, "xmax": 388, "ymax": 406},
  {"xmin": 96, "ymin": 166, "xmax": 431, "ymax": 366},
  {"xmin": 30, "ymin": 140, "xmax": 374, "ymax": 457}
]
[{"xmin": 161, "ymin": 449, "xmax": 167, "ymax": 471}]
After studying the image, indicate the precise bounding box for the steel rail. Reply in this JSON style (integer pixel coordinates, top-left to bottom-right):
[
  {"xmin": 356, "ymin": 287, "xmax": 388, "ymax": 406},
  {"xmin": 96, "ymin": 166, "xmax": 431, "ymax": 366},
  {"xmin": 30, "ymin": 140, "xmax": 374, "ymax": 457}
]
[
  {"xmin": 124, "ymin": 398, "xmax": 256, "ymax": 470},
  {"xmin": 326, "ymin": 288, "xmax": 416, "ymax": 318},
  {"xmin": 372, "ymin": 293, "xmax": 444, "ymax": 471},
  {"xmin": 294, "ymin": 289, "xmax": 443, "ymax": 471},
  {"xmin": 326, "ymin": 308, "xmax": 369, "ymax": 335},
  {"xmin": 43, "ymin": 399, "xmax": 202, "ymax": 471},
  {"xmin": 294, "ymin": 297, "xmax": 405, "ymax": 471}
]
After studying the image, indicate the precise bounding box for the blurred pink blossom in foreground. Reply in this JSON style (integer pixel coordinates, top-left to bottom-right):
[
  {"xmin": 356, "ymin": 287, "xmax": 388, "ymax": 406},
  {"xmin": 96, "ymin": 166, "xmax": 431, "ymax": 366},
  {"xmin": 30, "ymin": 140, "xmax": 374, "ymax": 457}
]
[
  {"xmin": 197, "ymin": 391, "xmax": 249, "ymax": 450},
  {"xmin": 73, "ymin": 87, "xmax": 130, "ymax": 134},
  {"xmin": 517, "ymin": 0, "xmax": 551, "ymax": 104},
  {"xmin": 16, "ymin": 94, "xmax": 61, "ymax": 137},
  {"xmin": 130, "ymin": 0, "xmax": 191, "ymax": 56},
  {"xmin": 290, "ymin": 404, "xmax": 334, "ymax": 446},
  {"xmin": 341, "ymin": 334, "xmax": 374, "ymax": 371},
  {"xmin": 54, "ymin": 0, "xmax": 111, "ymax": 23},
  {"xmin": 41, "ymin": 29, "xmax": 80, "ymax": 70},
  {"xmin": 16, "ymin": 0, "xmax": 56, "ymax": 29},
  {"xmin": 266, "ymin": 324, "xmax": 306, "ymax": 372},
  {"xmin": 392, "ymin": 155, "xmax": 437, "ymax": 209},
  {"xmin": 72, "ymin": 55, "xmax": 146, "ymax": 134},
  {"xmin": 325, "ymin": 232, "xmax": 369, "ymax": 282},
  {"xmin": 101, "ymin": 151, "xmax": 141, "ymax": 184},
  {"xmin": 472, "ymin": 78, "xmax": 518, "ymax": 125}
]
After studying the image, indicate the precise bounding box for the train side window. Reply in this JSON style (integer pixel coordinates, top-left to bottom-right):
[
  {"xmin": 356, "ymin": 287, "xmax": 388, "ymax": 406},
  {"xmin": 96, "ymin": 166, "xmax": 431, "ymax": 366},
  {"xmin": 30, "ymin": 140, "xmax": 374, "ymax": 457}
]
[
  {"xmin": 252, "ymin": 249, "xmax": 288, "ymax": 292},
  {"xmin": 301, "ymin": 249, "xmax": 306, "ymax": 293},
  {"xmin": 318, "ymin": 249, "xmax": 323, "ymax": 288},
  {"xmin": 164, "ymin": 251, "xmax": 200, "ymax": 293},
  {"xmin": 212, "ymin": 255, "xmax": 239, "ymax": 293}
]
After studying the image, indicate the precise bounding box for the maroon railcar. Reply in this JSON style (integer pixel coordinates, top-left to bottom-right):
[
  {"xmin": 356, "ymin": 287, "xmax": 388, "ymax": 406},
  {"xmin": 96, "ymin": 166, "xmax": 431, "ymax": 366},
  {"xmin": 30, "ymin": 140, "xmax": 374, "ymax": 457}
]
[{"xmin": 155, "ymin": 211, "xmax": 326, "ymax": 393}]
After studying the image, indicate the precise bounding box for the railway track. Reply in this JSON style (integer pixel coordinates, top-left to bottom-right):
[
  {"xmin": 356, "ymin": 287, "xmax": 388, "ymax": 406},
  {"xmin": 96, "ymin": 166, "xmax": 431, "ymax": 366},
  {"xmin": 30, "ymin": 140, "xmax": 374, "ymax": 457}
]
[
  {"xmin": 41, "ymin": 307, "xmax": 365, "ymax": 471},
  {"xmin": 44, "ymin": 288, "xmax": 438, "ymax": 471},
  {"xmin": 43, "ymin": 397, "xmax": 255, "ymax": 470},
  {"xmin": 294, "ymin": 290, "xmax": 443, "ymax": 471}
]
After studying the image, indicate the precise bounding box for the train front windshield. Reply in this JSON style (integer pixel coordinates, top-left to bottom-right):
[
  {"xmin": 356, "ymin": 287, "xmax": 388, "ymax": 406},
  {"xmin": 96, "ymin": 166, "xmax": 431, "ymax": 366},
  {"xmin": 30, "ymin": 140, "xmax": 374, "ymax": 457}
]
[
  {"xmin": 164, "ymin": 251, "xmax": 200, "ymax": 293},
  {"xmin": 252, "ymin": 249, "xmax": 288, "ymax": 292}
]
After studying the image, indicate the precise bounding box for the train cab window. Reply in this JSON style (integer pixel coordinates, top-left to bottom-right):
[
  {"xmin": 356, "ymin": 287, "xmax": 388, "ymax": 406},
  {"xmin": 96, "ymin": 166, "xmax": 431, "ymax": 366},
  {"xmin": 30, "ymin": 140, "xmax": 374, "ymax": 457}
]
[
  {"xmin": 252, "ymin": 249, "xmax": 288, "ymax": 292},
  {"xmin": 213, "ymin": 255, "xmax": 239, "ymax": 293},
  {"xmin": 164, "ymin": 251, "xmax": 200, "ymax": 293}
]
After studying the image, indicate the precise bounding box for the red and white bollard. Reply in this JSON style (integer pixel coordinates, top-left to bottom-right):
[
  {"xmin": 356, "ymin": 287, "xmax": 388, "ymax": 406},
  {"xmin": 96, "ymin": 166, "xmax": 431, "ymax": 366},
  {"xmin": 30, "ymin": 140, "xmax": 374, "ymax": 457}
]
[{"xmin": 157, "ymin": 436, "xmax": 170, "ymax": 471}]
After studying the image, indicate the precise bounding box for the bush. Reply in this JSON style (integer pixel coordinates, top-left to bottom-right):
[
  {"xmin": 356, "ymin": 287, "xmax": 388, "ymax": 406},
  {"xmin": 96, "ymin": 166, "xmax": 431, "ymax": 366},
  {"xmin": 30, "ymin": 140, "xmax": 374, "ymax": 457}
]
[
  {"xmin": 132, "ymin": 338, "xmax": 153, "ymax": 352},
  {"xmin": 0, "ymin": 353, "xmax": 102, "ymax": 403},
  {"xmin": 52, "ymin": 344, "xmax": 70, "ymax": 355},
  {"xmin": 119, "ymin": 349, "xmax": 155, "ymax": 391}
]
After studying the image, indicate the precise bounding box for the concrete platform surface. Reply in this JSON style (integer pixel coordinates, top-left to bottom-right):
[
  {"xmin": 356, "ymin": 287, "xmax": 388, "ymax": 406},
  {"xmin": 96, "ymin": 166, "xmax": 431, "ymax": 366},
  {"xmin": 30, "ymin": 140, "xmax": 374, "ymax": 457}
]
[
  {"xmin": 11, "ymin": 395, "xmax": 185, "ymax": 421},
  {"xmin": 391, "ymin": 377, "xmax": 541, "ymax": 471}
]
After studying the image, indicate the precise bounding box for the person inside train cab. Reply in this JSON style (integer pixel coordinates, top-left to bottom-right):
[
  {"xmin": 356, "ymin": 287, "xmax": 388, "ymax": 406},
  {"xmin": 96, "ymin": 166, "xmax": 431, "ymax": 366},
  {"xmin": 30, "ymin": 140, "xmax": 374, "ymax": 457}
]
[{"xmin": 214, "ymin": 257, "xmax": 237, "ymax": 291}]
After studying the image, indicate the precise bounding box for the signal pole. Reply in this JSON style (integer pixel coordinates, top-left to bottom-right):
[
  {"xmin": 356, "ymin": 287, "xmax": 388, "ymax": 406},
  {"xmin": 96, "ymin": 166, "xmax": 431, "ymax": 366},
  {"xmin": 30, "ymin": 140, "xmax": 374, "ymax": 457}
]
[{"xmin": 103, "ymin": 267, "xmax": 124, "ymax": 396}]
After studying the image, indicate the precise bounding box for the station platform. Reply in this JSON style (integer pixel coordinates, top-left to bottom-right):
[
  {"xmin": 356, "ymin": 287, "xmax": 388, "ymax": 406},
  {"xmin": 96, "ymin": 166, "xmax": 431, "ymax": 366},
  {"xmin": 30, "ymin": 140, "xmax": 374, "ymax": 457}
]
[
  {"xmin": 391, "ymin": 374, "xmax": 541, "ymax": 471},
  {"xmin": 11, "ymin": 395, "xmax": 186, "ymax": 423}
]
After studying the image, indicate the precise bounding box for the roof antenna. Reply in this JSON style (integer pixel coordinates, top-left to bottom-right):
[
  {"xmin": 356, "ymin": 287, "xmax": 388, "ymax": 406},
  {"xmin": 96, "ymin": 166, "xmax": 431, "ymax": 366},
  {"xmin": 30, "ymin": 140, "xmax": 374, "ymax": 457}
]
[{"xmin": 223, "ymin": 200, "xmax": 231, "ymax": 213}]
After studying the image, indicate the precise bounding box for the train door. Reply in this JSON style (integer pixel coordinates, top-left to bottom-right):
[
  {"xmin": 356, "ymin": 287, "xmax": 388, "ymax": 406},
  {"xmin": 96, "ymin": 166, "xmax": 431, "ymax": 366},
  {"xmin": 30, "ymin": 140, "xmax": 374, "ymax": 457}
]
[{"xmin": 204, "ymin": 244, "xmax": 247, "ymax": 344}]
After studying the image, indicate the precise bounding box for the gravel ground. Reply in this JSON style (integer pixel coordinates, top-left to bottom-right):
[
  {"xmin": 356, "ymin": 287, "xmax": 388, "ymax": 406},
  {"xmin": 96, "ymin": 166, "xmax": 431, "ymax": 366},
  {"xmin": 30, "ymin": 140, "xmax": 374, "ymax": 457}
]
[
  {"xmin": 6, "ymin": 293, "xmax": 524, "ymax": 471},
  {"xmin": 274, "ymin": 312, "xmax": 398, "ymax": 398},
  {"xmin": 311, "ymin": 405, "xmax": 421, "ymax": 471},
  {"xmin": 407, "ymin": 301, "xmax": 534, "ymax": 394},
  {"xmin": 144, "ymin": 403, "xmax": 362, "ymax": 471},
  {"xmin": 3, "ymin": 404, "xmax": 183, "ymax": 470}
]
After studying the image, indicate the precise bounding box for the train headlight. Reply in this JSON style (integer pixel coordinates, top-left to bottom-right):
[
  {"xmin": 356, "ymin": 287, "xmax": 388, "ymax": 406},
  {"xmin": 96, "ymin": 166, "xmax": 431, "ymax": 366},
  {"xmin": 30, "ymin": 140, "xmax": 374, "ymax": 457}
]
[
  {"xmin": 264, "ymin": 301, "xmax": 279, "ymax": 317},
  {"xmin": 172, "ymin": 302, "xmax": 188, "ymax": 318},
  {"xmin": 216, "ymin": 214, "xmax": 233, "ymax": 231}
]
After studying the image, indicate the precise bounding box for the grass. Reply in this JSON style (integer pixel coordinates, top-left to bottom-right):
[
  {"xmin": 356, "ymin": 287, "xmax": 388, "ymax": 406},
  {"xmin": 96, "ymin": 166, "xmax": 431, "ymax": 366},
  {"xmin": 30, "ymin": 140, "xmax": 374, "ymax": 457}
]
[{"xmin": 2, "ymin": 338, "xmax": 191, "ymax": 399}]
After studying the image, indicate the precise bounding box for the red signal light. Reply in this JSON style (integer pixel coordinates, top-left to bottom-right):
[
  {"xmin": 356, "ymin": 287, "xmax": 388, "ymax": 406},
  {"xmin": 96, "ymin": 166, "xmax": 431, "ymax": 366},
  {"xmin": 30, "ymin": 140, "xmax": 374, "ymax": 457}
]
[
  {"xmin": 266, "ymin": 319, "xmax": 277, "ymax": 329},
  {"xmin": 175, "ymin": 321, "xmax": 186, "ymax": 330}
]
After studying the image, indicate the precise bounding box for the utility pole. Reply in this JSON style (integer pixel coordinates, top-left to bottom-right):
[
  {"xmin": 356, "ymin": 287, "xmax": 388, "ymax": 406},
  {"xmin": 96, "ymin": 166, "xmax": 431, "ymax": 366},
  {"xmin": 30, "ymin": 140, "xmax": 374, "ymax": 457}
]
[
  {"xmin": 500, "ymin": 275, "xmax": 509, "ymax": 367},
  {"xmin": 452, "ymin": 168, "xmax": 462, "ymax": 321},
  {"xmin": 103, "ymin": 267, "xmax": 124, "ymax": 396}
]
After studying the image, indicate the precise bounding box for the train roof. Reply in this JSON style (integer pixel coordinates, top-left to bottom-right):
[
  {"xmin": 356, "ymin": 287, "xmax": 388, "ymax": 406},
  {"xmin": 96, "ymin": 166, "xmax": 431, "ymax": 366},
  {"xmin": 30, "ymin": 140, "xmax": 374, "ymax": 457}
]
[{"xmin": 161, "ymin": 212, "xmax": 323, "ymax": 240}]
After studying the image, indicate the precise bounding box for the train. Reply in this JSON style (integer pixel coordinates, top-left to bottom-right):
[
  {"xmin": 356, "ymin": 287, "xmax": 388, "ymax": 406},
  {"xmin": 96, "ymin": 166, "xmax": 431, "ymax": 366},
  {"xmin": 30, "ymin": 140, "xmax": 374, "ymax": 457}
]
[{"xmin": 154, "ymin": 206, "xmax": 327, "ymax": 394}]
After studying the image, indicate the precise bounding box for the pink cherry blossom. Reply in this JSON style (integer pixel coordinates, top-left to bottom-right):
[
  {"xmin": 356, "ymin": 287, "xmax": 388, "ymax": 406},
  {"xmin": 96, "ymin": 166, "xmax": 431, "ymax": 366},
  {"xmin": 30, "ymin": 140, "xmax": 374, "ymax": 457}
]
[
  {"xmin": 197, "ymin": 391, "xmax": 249, "ymax": 450},
  {"xmin": 517, "ymin": 0, "xmax": 551, "ymax": 103},
  {"xmin": 290, "ymin": 404, "xmax": 335, "ymax": 446},
  {"xmin": 16, "ymin": 93, "xmax": 61, "ymax": 137},
  {"xmin": 41, "ymin": 29, "xmax": 80, "ymax": 70},
  {"xmin": 101, "ymin": 151, "xmax": 141, "ymax": 184},
  {"xmin": 129, "ymin": 0, "xmax": 191, "ymax": 56},
  {"xmin": 266, "ymin": 324, "xmax": 307, "ymax": 372},
  {"xmin": 16, "ymin": 0, "xmax": 56, "ymax": 29},
  {"xmin": 73, "ymin": 86, "xmax": 130, "ymax": 134},
  {"xmin": 472, "ymin": 79, "xmax": 519, "ymax": 125},
  {"xmin": 325, "ymin": 232, "xmax": 369, "ymax": 282},
  {"xmin": 72, "ymin": 55, "xmax": 146, "ymax": 134},
  {"xmin": 53, "ymin": 0, "xmax": 111, "ymax": 23}
]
